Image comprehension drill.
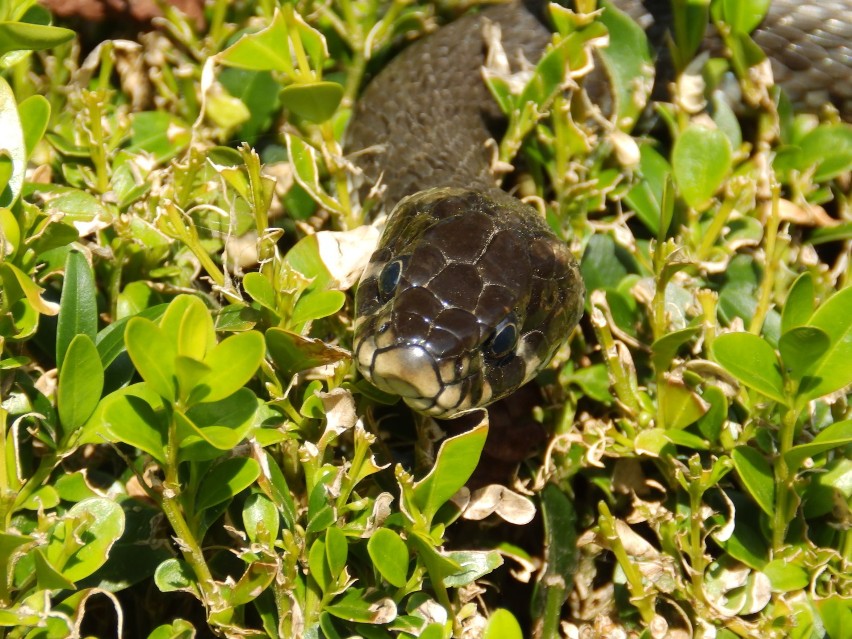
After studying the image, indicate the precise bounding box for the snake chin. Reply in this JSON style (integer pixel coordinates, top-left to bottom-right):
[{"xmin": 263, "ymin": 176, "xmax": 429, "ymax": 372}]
[{"xmin": 353, "ymin": 187, "xmax": 584, "ymax": 419}]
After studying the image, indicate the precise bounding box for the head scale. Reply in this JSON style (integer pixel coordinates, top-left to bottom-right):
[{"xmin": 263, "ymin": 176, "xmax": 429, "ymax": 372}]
[{"xmin": 354, "ymin": 187, "xmax": 584, "ymax": 418}]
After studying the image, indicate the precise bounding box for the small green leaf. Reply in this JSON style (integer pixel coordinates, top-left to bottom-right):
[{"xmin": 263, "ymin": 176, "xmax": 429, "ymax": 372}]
[
  {"xmin": 57, "ymin": 250, "xmax": 98, "ymax": 371},
  {"xmin": 367, "ymin": 528, "xmax": 409, "ymax": 588},
  {"xmin": 624, "ymin": 145, "xmax": 671, "ymax": 235},
  {"xmin": 217, "ymin": 11, "xmax": 295, "ymax": 73},
  {"xmin": 46, "ymin": 497, "xmax": 125, "ymax": 582},
  {"xmin": 101, "ymin": 386, "xmax": 167, "ymax": 463},
  {"xmin": 412, "ymin": 421, "xmax": 488, "ymax": 522},
  {"xmin": 280, "ymin": 82, "xmax": 343, "ymax": 123},
  {"xmin": 784, "ymin": 419, "xmax": 852, "ymax": 473},
  {"xmin": 484, "ymin": 609, "xmax": 523, "ymax": 639},
  {"xmin": 243, "ymin": 493, "xmax": 279, "ymax": 544},
  {"xmin": 802, "ymin": 286, "xmax": 852, "ymax": 401},
  {"xmin": 33, "ymin": 549, "xmax": 76, "ymax": 591},
  {"xmin": 195, "ymin": 457, "xmax": 261, "ymax": 513},
  {"xmin": 442, "ymin": 549, "xmax": 503, "ymax": 587},
  {"xmin": 308, "ymin": 538, "xmax": 331, "ymax": 594},
  {"xmin": 243, "ymin": 271, "xmax": 277, "ymax": 311},
  {"xmin": 661, "ymin": 379, "xmax": 707, "ymax": 430},
  {"xmin": 57, "ymin": 334, "xmax": 104, "ymax": 434},
  {"xmin": 713, "ymin": 332, "xmax": 787, "ymax": 404},
  {"xmin": 179, "ymin": 388, "xmax": 259, "ymax": 454},
  {"xmin": 672, "ymin": 124, "xmax": 732, "ymax": 210},
  {"xmin": 732, "ymin": 447, "xmax": 775, "ymax": 516},
  {"xmin": 652, "ymin": 325, "xmax": 701, "ymax": 372},
  {"xmin": 193, "ymin": 331, "xmax": 264, "ymax": 404},
  {"xmin": 0, "ymin": 262, "xmax": 60, "ymax": 316},
  {"xmin": 17, "ymin": 94, "xmax": 49, "ymax": 159},
  {"xmin": 798, "ymin": 124, "xmax": 852, "ymax": 182},
  {"xmin": 0, "ymin": 21, "xmax": 75, "ymax": 57},
  {"xmin": 177, "ymin": 295, "xmax": 215, "ymax": 360},
  {"xmin": 125, "ymin": 317, "xmax": 177, "ymax": 402},
  {"xmin": 598, "ymin": 0, "xmax": 654, "ymax": 129},
  {"xmin": 762, "ymin": 559, "xmax": 809, "ymax": 592},
  {"xmin": 291, "ymin": 289, "xmax": 346, "ymax": 327},
  {"xmin": 325, "ymin": 526, "xmax": 348, "ymax": 583},
  {"xmin": 780, "ymin": 272, "xmax": 815, "ymax": 334},
  {"xmin": 154, "ymin": 559, "xmax": 198, "ymax": 594},
  {"xmin": 778, "ymin": 326, "xmax": 829, "ymax": 382}
]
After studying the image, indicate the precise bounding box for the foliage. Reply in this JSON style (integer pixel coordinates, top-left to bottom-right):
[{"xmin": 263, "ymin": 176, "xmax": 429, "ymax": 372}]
[{"xmin": 0, "ymin": 0, "xmax": 850, "ymax": 637}]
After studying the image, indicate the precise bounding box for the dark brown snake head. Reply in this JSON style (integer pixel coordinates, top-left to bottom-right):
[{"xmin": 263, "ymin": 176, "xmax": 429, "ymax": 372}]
[{"xmin": 354, "ymin": 188, "xmax": 584, "ymax": 418}]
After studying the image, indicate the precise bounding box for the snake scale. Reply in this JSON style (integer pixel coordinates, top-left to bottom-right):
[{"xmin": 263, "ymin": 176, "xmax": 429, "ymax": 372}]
[{"xmin": 349, "ymin": 0, "xmax": 852, "ymax": 419}]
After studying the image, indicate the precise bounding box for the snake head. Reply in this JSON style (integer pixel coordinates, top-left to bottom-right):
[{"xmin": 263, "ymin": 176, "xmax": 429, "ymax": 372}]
[{"xmin": 354, "ymin": 187, "xmax": 584, "ymax": 419}]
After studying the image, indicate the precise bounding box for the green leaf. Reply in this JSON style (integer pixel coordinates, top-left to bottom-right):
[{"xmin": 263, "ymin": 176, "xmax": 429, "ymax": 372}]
[
  {"xmin": 323, "ymin": 588, "xmax": 394, "ymax": 624},
  {"xmin": 57, "ymin": 250, "xmax": 98, "ymax": 371},
  {"xmin": 57, "ymin": 334, "xmax": 104, "ymax": 434},
  {"xmin": 778, "ymin": 326, "xmax": 829, "ymax": 382},
  {"xmin": 780, "ymin": 272, "xmax": 815, "ymax": 334},
  {"xmin": 651, "ymin": 325, "xmax": 701, "ymax": 372},
  {"xmin": 598, "ymin": 0, "xmax": 654, "ymax": 129},
  {"xmin": 217, "ymin": 11, "xmax": 295, "ymax": 73},
  {"xmin": 442, "ymin": 549, "xmax": 503, "ymax": 587},
  {"xmin": 784, "ymin": 419, "xmax": 852, "ymax": 473},
  {"xmin": 127, "ymin": 112, "xmax": 191, "ymax": 162},
  {"xmin": 367, "ymin": 528, "xmax": 409, "ymax": 588},
  {"xmin": 195, "ymin": 457, "xmax": 261, "ymax": 513},
  {"xmin": 712, "ymin": 332, "xmax": 787, "ymax": 404},
  {"xmin": 101, "ymin": 386, "xmax": 167, "ymax": 463},
  {"xmin": 243, "ymin": 271, "xmax": 277, "ymax": 311},
  {"xmin": 179, "ymin": 388, "xmax": 259, "ymax": 454},
  {"xmin": 672, "ymin": 124, "xmax": 732, "ymax": 210},
  {"xmin": 280, "ymin": 82, "xmax": 343, "ymax": 123},
  {"xmin": 291, "ymin": 289, "xmax": 346, "ymax": 327},
  {"xmin": 624, "ymin": 145, "xmax": 671, "ymax": 235},
  {"xmin": 732, "ymin": 447, "xmax": 775, "ymax": 516},
  {"xmin": 46, "ymin": 497, "xmax": 125, "ymax": 582},
  {"xmin": 484, "ymin": 609, "xmax": 523, "ymax": 639},
  {"xmin": 817, "ymin": 597, "xmax": 852, "ymax": 639},
  {"xmin": 323, "ymin": 526, "xmax": 348, "ymax": 587},
  {"xmin": 125, "ymin": 317, "xmax": 177, "ymax": 402},
  {"xmin": 177, "ymin": 295, "xmax": 215, "ymax": 360},
  {"xmin": 243, "ymin": 493, "xmax": 279, "ymax": 544},
  {"xmin": 802, "ymin": 286, "xmax": 852, "ymax": 401},
  {"xmin": 661, "ymin": 379, "xmax": 707, "ymax": 430},
  {"xmin": 0, "ymin": 21, "xmax": 75, "ymax": 57},
  {"xmin": 308, "ymin": 537, "xmax": 332, "ymax": 594},
  {"xmin": 154, "ymin": 559, "xmax": 198, "ymax": 594},
  {"xmin": 531, "ymin": 484, "xmax": 576, "ymax": 624},
  {"xmin": 0, "ymin": 261, "xmax": 59, "ymax": 316},
  {"xmin": 798, "ymin": 124, "xmax": 852, "ymax": 182},
  {"xmin": 411, "ymin": 422, "xmax": 488, "ymax": 522},
  {"xmin": 0, "ymin": 77, "xmax": 25, "ymax": 207},
  {"xmin": 192, "ymin": 330, "xmax": 264, "ymax": 404},
  {"xmin": 762, "ymin": 559, "xmax": 808, "ymax": 592},
  {"xmin": 714, "ymin": 0, "xmax": 770, "ymax": 34},
  {"xmin": 17, "ymin": 94, "xmax": 49, "ymax": 159},
  {"xmin": 33, "ymin": 549, "xmax": 75, "ymax": 591}
]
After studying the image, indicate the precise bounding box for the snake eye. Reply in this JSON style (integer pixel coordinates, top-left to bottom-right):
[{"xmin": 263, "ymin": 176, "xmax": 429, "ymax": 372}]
[
  {"xmin": 378, "ymin": 259, "xmax": 404, "ymax": 300},
  {"xmin": 485, "ymin": 316, "xmax": 518, "ymax": 361}
]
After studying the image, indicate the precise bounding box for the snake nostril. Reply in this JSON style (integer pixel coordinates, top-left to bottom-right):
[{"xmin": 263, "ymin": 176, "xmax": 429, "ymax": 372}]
[{"xmin": 378, "ymin": 321, "xmax": 391, "ymax": 334}]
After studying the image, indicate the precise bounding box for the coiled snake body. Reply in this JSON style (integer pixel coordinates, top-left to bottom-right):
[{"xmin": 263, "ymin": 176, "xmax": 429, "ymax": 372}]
[{"xmin": 350, "ymin": 1, "xmax": 852, "ymax": 419}]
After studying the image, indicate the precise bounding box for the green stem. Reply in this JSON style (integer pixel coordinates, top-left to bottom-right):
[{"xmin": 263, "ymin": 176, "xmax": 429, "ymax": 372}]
[
  {"xmin": 772, "ymin": 406, "xmax": 800, "ymax": 551},
  {"xmin": 160, "ymin": 410, "xmax": 224, "ymax": 614},
  {"xmin": 750, "ymin": 185, "xmax": 781, "ymax": 334}
]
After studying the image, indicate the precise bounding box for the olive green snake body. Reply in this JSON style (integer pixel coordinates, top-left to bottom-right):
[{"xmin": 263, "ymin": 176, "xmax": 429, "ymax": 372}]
[{"xmin": 349, "ymin": 1, "xmax": 852, "ymax": 418}]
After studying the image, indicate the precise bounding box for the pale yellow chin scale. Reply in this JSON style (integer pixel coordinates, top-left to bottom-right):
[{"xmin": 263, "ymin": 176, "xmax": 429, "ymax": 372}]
[{"xmin": 371, "ymin": 345, "xmax": 442, "ymax": 400}]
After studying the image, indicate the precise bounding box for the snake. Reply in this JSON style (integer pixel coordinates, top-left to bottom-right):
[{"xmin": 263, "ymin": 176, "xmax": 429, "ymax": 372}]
[{"xmin": 348, "ymin": 0, "xmax": 852, "ymax": 419}]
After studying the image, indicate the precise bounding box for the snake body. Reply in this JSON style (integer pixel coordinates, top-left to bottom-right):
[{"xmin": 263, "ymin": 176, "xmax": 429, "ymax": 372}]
[{"xmin": 350, "ymin": 1, "xmax": 852, "ymax": 419}]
